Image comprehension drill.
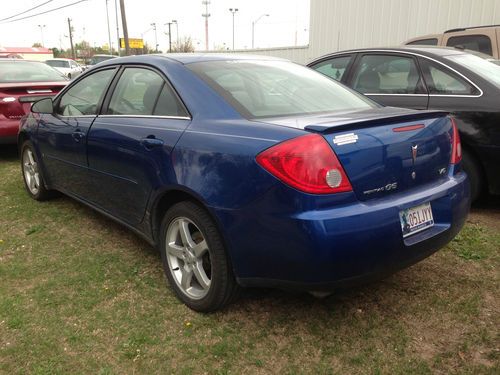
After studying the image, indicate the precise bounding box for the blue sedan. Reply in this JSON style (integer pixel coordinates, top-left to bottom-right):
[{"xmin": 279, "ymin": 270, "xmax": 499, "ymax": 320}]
[{"xmin": 19, "ymin": 54, "xmax": 470, "ymax": 312}]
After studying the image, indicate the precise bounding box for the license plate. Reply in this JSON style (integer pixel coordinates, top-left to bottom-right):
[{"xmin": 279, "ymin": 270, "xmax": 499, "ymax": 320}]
[{"xmin": 399, "ymin": 202, "xmax": 434, "ymax": 238}]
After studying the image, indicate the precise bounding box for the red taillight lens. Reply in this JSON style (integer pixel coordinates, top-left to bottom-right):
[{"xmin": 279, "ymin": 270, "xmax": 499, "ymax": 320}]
[
  {"xmin": 256, "ymin": 133, "xmax": 352, "ymax": 194},
  {"xmin": 450, "ymin": 117, "xmax": 462, "ymax": 164}
]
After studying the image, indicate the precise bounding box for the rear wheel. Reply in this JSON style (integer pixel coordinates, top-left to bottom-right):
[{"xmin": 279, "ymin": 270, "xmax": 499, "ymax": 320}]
[
  {"xmin": 21, "ymin": 141, "xmax": 54, "ymax": 201},
  {"xmin": 159, "ymin": 201, "xmax": 239, "ymax": 312},
  {"xmin": 462, "ymin": 149, "xmax": 483, "ymax": 203}
]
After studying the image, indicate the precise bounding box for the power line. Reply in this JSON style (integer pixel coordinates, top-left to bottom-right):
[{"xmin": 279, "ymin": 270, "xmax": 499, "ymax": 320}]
[
  {"xmin": 0, "ymin": 0, "xmax": 54, "ymax": 22},
  {"xmin": 0, "ymin": 0, "xmax": 89, "ymax": 24}
]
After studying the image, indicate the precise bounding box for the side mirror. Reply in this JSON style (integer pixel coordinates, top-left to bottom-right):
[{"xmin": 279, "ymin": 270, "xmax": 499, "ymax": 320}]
[{"xmin": 31, "ymin": 97, "xmax": 54, "ymax": 114}]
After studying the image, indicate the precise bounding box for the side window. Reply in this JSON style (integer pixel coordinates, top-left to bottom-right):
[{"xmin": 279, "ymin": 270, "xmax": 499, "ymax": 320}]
[
  {"xmin": 57, "ymin": 68, "xmax": 115, "ymax": 116},
  {"xmin": 446, "ymin": 35, "xmax": 493, "ymax": 56},
  {"xmin": 406, "ymin": 38, "xmax": 438, "ymax": 46},
  {"xmin": 311, "ymin": 56, "xmax": 352, "ymax": 81},
  {"xmin": 352, "ymin": 55, "xmax": 424, "ymax": 94},
  {"xmin": 108, "ymin": 68, "xmax": 165, "ymax": 115},
  {"xmin": 154, "ymin": 84, "xmax": 189, "ymax": 117},
  {"xmin": 420, "ymin": 59, "xmax": 479, "ymax": 95}
]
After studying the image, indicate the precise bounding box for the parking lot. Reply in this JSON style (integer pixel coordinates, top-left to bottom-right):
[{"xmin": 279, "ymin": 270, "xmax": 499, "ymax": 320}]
[{"xmin": 0, "ymin": 145, "xmax": 498, "ymax": 374}]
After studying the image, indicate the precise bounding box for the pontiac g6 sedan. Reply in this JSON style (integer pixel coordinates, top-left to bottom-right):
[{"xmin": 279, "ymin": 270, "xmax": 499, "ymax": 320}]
[{"xmin": 19, "ymin": 54, "xmax": 470, "ymax": 312}]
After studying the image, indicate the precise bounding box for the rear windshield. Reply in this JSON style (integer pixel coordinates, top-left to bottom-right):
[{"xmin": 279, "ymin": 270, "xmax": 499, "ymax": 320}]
[
  {"xmin": 187, "ymin": 60, "xmax": 376, "ymax": 118},
  {"xmin": 90, "ymin": 56, "xmax": 115, "ymax": 65},
  {"xmin": 0, "ymin": 61, "xmax": 67, "ymax": 83},
  {"xmin": 446, "ymin": 54, "xmax": 500, "ymax": 88},
  {"xmin": 46, "ymin": 60, "xmax": 70, "ymax": 68}
]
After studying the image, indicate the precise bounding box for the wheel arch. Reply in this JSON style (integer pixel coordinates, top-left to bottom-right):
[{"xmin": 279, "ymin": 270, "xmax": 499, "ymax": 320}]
[{"xmin": 150, "ymin": 187, "xmax": 239, "ymax": 278}]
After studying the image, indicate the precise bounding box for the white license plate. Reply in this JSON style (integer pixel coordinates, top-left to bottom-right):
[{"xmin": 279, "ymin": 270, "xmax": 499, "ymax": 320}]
[{"xmin": 399, "ymin": 202, "xmax": 434, "ymax": 238}]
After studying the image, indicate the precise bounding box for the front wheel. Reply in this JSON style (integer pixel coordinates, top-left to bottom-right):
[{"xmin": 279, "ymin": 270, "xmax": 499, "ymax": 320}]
[
  {"xmin": 159, "ymin": 201, "xmax": 239, "ymax": 312},
  {"xmin": 21, "ymin": 141, "xmax": 54, "ymax": 201}
]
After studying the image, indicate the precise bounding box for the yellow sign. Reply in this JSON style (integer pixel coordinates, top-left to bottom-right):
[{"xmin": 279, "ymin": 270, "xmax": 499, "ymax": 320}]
[{"xmin": 120, "ymin": 38, "xmax": 144, "ymax": 49}]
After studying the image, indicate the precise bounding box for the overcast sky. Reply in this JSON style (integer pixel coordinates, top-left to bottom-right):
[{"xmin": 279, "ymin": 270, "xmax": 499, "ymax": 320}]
[{"xmin": 0, "ymin": 0, "xmax": 310, "ymax": 52}]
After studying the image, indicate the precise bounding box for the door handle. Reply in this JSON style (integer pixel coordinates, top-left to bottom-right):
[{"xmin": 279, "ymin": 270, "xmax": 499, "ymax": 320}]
[
  {"xmin": 140, "ymin": 136, "xmax": 164, "ymax": 150},
  {"xmin": 72, "ymin": 130, "xmax": 85, "ymax": 142}
]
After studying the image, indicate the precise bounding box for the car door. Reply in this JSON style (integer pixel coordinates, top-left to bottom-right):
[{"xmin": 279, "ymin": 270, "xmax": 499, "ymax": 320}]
[
  {"xmin": 37, "ymin": 67, "xmax": 117, "ymax": 197},
  {"xmin": 86, "ymin": 65, "xmax": 191, "ymax": 226},
  {"xmin": 308, "ymin": 54, "xmax": 356, "ymax": 83},
  {"xmin": 347, "ymin": 53, "xmax": 429, "ymax": 109}
]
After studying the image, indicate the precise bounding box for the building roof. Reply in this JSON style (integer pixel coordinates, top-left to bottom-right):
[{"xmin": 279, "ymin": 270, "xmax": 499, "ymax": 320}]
[{"xmin": 0, "ymin": 47, "xmax": 52, "ymax": 54}]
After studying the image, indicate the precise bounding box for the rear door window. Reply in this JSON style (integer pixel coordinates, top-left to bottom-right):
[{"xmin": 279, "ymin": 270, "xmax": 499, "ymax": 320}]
[
  {"xmin": 352, "ymin": 54, "xmax": 425, "ymax": 94},
  {"xmin": 107, "ymin": 67, "xmax": 188, "ymax": 117},
  {"xmin": 446, "ymin": 35, "xmax": 493, "ymax": 56},
  {"xmin": 310, "ymin": 55, "xmax": 353, "ymax": 81},
  {"xmin": 419, "ymin": 58, "xmax": 479, "ymax": 95}
]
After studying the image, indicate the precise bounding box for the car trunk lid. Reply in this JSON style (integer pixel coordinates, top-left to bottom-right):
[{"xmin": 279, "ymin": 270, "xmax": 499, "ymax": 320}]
[{"xmin": 261, "ymin": 107, "xmax": 453, "ymax": 200}]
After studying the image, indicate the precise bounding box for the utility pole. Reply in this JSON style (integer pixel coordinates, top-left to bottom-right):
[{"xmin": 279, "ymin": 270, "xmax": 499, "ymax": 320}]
[
  {"xmin": 229, "ymin": 8, "xmax": 238, "ymax": 50},
  {"xmin": 119, "ymin": 0, "xmax": 130, "ymax": 55},
  {"xmin": 114, "ymin": 0, "xmax": 121, "ymax": 56},
  {"xmin": 105, "ymin": 0, "xmax": 113, "ymax": 54},
  {"xmin": 38, "ymin": 25, "xmax": 46, "ymax": 47},
  {"xmin": 67, "ymin": 18, "xmax": 76, "ymax": 59},
  {"xmin": 164, "ymin": 22, "xmax": 173, "ymax": 52},
  {"xmin": 202, "ymin": 1, "xmax": 210, "ymax": 50}
]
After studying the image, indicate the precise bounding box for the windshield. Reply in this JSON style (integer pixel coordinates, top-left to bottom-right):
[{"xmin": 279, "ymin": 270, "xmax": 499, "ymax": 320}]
[
  {"xmin": 188, "ymin": 60, "xmax": 376, "ymax": 118},
  {"xmin": 446, "ymin": 54, "xmax": 500, "ymax": 88},
  {"xmin": 90, "ymin": 55, "xmax": 114, "ymax": 65},
  {"xmin": 0, "ymin": 61, "xmax": 67, "ymax": 83},
  {"xmin": 46, "ymin": 60, "xmax": 70, "ymax": 68}
]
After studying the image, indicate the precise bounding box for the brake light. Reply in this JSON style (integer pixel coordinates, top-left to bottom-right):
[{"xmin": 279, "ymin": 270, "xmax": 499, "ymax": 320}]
[
  {"xmin": 450, "ymin": 117, "xmax": 462, "ymax": 164},
  {"xmin": 256, "ymin": 133, "xmax": 352, "ymax": 194}
]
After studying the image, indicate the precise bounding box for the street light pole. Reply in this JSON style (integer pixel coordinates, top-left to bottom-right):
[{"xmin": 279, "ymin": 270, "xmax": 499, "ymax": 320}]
[
  {"xmin": 229, "ymin": 8, "xmax": 238, "ymax": 50},
  {"xmin": 105, "ymin": 0, "xmax": 113, "ymax": 54},
  {"xmin": 172, "ymin": 20, "xmax": 179, "ymax": 46},
  {"xmin": 114, "ymin": 0, "xmax": 121, "ymax": 56},
  {"xmin": 251, "ymin": 13, "xmax": 269, "ymax": 49},
  {"xmin": 37, "ymin": 24, "xmax": 46, "ymax": 47},
  {"xmin": 151, "ymin": 23, "xmax": 158, "ymax": 52}
]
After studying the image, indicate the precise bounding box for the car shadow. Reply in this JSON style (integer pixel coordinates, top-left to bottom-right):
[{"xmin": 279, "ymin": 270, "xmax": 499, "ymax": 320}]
[{"xmin": 0, "ymin": 144, "xmax": 18, "ymax": 162}]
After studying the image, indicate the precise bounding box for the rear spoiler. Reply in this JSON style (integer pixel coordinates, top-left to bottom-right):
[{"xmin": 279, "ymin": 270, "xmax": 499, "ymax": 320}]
[{"xmin": 305, "ymin": 110, "xmax": 449, "ymax": 133}]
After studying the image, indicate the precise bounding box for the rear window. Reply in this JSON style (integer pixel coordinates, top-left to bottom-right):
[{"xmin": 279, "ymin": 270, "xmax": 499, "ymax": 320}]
[
  {"xmin": 187, "ymin": 60, "xmax": 375, "ymax": 119},
  {"xmin": 46, "ymin": 60, "xmax": 70, "ymax": 68},
  {"xmin": 446, "ymin": 53, "xmax": 500, "ymax": 88},
  {"xmin": 446, "ymin": 35, "xmax": 493, "ymax": 56},
  {"xmin": 0, "ymin": 61, "xmax": 67, "ymax": 83},
  {"xmin": 406, "ymin": 38, "xmax": 438, "ymax": 46}
]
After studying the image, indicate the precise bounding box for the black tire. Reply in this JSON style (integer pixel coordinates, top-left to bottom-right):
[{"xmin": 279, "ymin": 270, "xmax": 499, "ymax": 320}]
[
  {"xmin": 159, "ymin": 201, "xmax": 239, "ymax": 312},
  {"xmin": 20, "ymin": 141, "xmax": 54, "ymax": 201},
  {"xmin": 462, "ymin": 149, "xmax": 483, "ymax": 203}
]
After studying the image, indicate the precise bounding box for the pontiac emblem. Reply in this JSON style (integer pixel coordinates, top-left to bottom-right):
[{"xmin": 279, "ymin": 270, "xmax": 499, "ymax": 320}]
[{"xmin": 411, "ymin": 145, "xmax": 418, "ymax": 164}]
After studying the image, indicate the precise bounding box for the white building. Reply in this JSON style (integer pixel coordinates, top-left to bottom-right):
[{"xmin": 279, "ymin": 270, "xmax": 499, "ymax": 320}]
[{"xmin": 234, "ymin": 0, "xmax": 500, "ymax": 64}]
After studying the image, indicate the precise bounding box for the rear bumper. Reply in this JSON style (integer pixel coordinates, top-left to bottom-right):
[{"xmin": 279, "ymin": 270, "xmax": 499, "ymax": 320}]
[
  {"xmin": 0, "ymin": 117, "xmax": 20, "ymax": 144},
  {"xmin": 213, "ymin": 170, "xmax": 470, "ymax": 290}
]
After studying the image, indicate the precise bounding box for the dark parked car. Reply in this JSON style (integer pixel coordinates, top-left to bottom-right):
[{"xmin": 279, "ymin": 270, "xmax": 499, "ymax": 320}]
[
  {"xmin": 19, "ymin": 54, "xmax": 469, "ymax": 311},
  {"xmin": 0, "ymin": 60, "xmax": 67, "ymax": 144},
  {"xmin": 308, "ymin": 46, "xmax": 500, "ymax": 201}
]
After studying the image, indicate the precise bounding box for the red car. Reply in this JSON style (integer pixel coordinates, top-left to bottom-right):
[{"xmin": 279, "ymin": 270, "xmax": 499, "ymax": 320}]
[{"xmin": 0, "ymin": 60, "xmax": 68, "ymax": 144}]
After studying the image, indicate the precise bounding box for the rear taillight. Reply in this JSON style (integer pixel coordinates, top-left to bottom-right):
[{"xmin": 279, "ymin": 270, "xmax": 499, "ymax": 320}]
[
  {"xmin": 256, "ymin": 133, "xmax": 352, "ymax": 194},
  {"xmin": 450, "ymin": 117, "xmax": 462, "ymax": 164}
]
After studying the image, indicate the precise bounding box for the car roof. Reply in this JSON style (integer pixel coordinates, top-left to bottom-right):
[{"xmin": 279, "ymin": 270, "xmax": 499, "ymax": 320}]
[
  {"xmin": 46, "ymin": 58, "xmax": 73, "ymax": 61},
  {"xmin": 308, "ymin": 46, "xmax": 485, "ymax": 64},
  {"xmin": 96, "ymin": 53, "xmax": 287, "ymax": 66}
]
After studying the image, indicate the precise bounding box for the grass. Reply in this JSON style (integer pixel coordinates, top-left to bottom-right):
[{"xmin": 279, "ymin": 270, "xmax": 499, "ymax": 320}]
[{"xmin": 0, "ymin": 146, "xmax": 499, "ymax": 374}]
